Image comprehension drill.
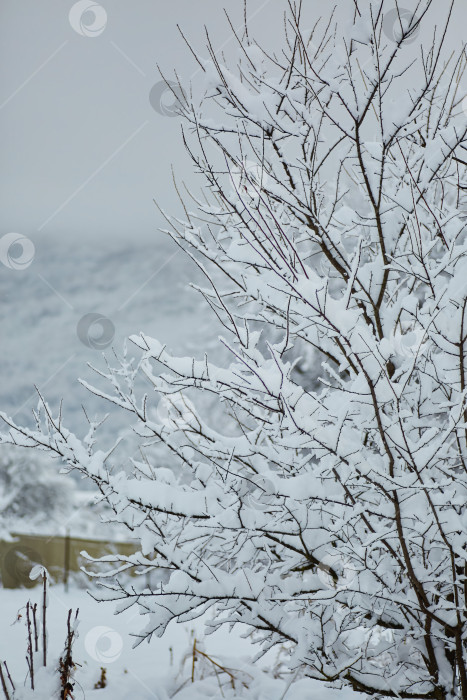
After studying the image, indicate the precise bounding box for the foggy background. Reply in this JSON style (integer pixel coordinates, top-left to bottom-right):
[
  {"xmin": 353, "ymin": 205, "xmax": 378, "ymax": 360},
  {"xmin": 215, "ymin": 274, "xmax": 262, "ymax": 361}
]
[{"xmin": 0, "ymin": 0, "xmax": 465, "ymax": 443}]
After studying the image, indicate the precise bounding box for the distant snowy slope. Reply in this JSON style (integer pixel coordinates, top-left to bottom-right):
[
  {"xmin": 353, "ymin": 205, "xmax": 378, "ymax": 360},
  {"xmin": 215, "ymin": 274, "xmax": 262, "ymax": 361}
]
[{"xmin": 0, "ymin": 233, "xmax": 215, "ymax": 445}]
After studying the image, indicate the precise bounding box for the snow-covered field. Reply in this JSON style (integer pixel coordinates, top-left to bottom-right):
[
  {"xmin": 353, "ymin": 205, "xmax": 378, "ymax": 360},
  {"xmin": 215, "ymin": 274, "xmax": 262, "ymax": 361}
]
[{"xmin": 0, "ymin": 582, "xmax": 356, "ymax": 700}]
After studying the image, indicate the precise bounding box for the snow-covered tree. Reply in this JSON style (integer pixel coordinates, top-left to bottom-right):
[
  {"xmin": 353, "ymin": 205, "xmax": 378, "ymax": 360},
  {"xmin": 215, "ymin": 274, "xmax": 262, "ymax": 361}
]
[
  {"xmin": 0, "ymin": 445, "xmax": 75, "ymax": 530},
  {"xmin": 2, "ymin": 1, "xmax": 467, "ymax": 696}
]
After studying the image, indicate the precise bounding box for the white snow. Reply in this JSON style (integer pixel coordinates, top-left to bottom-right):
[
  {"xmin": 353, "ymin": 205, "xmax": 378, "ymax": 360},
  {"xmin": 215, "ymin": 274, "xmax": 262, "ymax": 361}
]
[{"xmin": 0, "ymin": 583, "xmax": 361, "ymax": 700}]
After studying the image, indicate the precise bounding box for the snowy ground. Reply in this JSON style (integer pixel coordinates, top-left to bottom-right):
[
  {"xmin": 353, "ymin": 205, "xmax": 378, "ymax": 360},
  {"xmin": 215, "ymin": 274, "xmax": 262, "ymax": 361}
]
[{"xmin": 0, "ymin": 582, "xmax": 359, "ymax": 700}]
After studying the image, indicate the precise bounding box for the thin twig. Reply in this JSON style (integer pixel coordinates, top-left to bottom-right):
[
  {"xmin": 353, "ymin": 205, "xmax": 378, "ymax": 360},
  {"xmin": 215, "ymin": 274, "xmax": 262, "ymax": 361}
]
[
  {"xmin": 0, "ymin": 663, "xmax": 10, "ymax": 700},
  {"xmin": 3, "ymin": 663, "xmax": 14, "ymax": 693},
  {"xmin": 42, "ymin": 571, "xmax": 47, "ymax": 667},
  {"xmin": 32, "ymin": 602, "xmax": 38, "ymax": 652},
  {"xmin": 26, "ymin": 602, "xmax": 34, "ymax": 690}
]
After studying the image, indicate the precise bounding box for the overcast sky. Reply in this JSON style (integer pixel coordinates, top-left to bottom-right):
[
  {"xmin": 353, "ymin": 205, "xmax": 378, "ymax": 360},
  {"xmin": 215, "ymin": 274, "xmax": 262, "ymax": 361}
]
[
  {"xmin": 1, "ymin": 1, "xmax": 465, "ymax": 246},
  {"xmin": 0, "ymin": 0, "xmax": 288, "ymax": 245}
]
